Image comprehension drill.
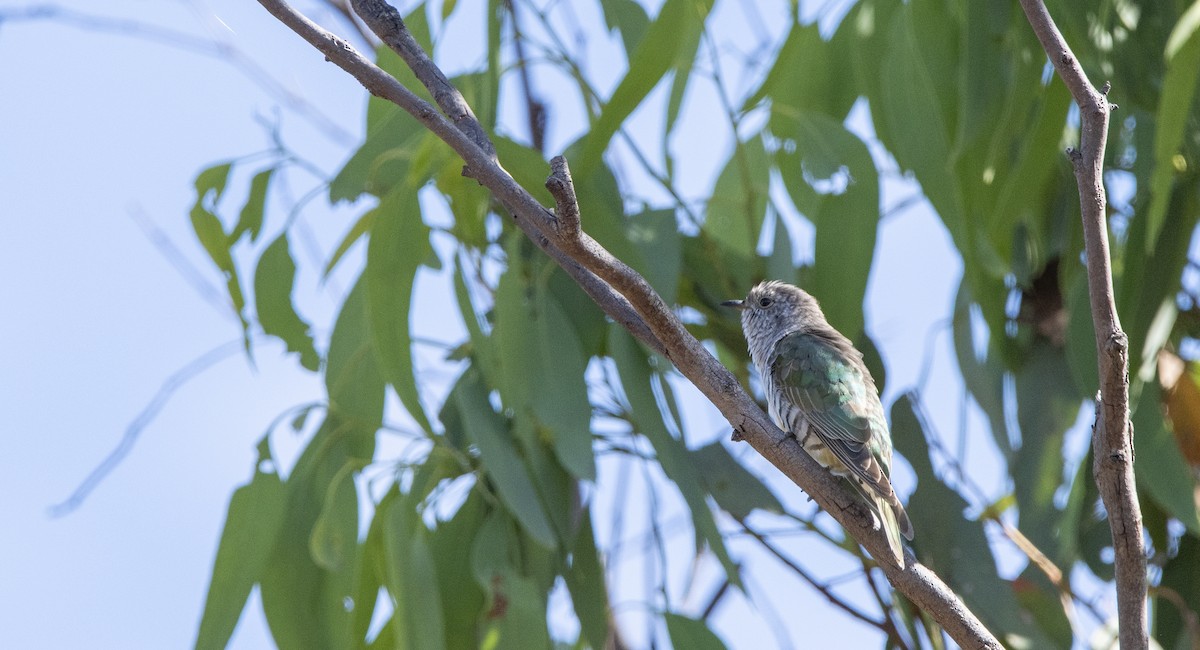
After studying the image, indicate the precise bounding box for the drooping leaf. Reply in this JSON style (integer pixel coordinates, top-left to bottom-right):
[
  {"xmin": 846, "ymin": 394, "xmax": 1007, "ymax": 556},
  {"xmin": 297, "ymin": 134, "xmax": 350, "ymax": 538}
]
[
  {"xmin": 1012, "ymin": 340, "xmax": 1080, "ymax": 562},
  {"xmin": 776, "ymin": 112, "xmax": 879, "ymax": 337},
  {"xmin": 260, "ymin": 420, "xmax": 363, "ymax": 650},
  {"xmin": 891, "ymin": 395, "xmax": 1057, "ymax": 647},
  {"xmin": 564, "ymin": 510, "xmax": 611, "ymax": 650},
  {"xmin": 255, "ymin": 234, "xmax": 319, "ymax": 371},
  {"xmin": 330, "ymin": 18, "xmax": 432, "ymax": 203},
  {"xmin": 664, "ymin": 613, "xmax": 728, "ymax": 650},
  {"xmin": 1161, "ymin": 354, "xmax": 1200, "ymax": 467},
  {"xmin": 189, "ymin": 161, "xmax": 248, "ymax": 337},
  {"xmin": 494, "ymin": 242, "xmax": 596, "ymax": 481},
  {"xmin": 599, "ymin": 0, "xmax": 650, "ymax": 58},
  {"xmin": 608, "ymin": 326, "xmax": 740, "ymax": 586},
  {"xmin": 325, "ymin": 275, "xmax": 386, "ymax": 439},
  {"xmin": 1155, "ymin": 532, "xmax": 1200, "ymax": 650},
  {"xmin": 324, "ymin": 209, "xmax": 374, "ymax": 279},
  {"xmin": 258, "ymin": 275, "xmax": 382, "ymax": 648},
  {"xmin": 195, "ymin": 450, "xmax": 287, "ymax": 650},
  {"xmin": 428, "ymin": 486, "xmax": 487, "ymax": 650},
  {"xmin": 309, "ymin": 462, "xmax": 359, "ymax": 572},
  {"xmin": 692, "ymin": 442, "xmax": 783, "ymax": 519},
  {"xmin": 1064, "ymin": 272, "xmax": 1099, "ymax": 398},
  {"xmin": 766, "ymin": 212, "xmax": 797, "ymax": 286},
  {"xmin": 1133, "ymin": 381, "xmax": 1200, "ymax": 536},
  {"xmin": 578, "ymin": 0, "xmax": 716, "ymax": 175},
  {"xmin": 382, "ymin": 489, "xmax": 448, "ymax": 650},
  {"xmin": 878, "ymin": 7, "xmax": 962, "ymax": 242},
  {"xmin": 232, "ymin": 167, "xmax": 273, "ymax": 243},
  {"xmin": 451, "ymin": 366, "xmax": 558, "ymax": 549},
  {"xmin": 470, "ymin": 510, "xmax": 553, "ymax": 649},
  {"xmin": 703, "ymin": 134, "xmax": 770, "ymax": 293},
  {"xmin": 749, "ymin": 20, "xmax": 856, "ymax": 120},
  {"xmin": 1144, "ymin": 0, "xmax": 1200, "ymax": 250},
  {"xmin": 366, "ymin": 183, "xmax": 434, "ymax": 434},
  {"xmin": 952, "ymin": 283, "xmax": 1013, "ymax": 460}
]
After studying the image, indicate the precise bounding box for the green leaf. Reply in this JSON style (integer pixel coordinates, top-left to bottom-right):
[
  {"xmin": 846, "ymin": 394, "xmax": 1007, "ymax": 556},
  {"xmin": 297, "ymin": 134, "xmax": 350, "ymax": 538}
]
[
  {"xmin": 1133, "ymin": 382, "xmax": 1200, "ymax": 536},
  {"xmin": 309, "ymin": 462, "xmax": 359, "ymax": 572},
  {"xmin": 1155, "ymin": 532, "xmax": 1200, "ymax": 650},
  {"xmin": 608, "ymin": 326, "xmax": 740, "ymax": 586},
  {"xmin": 325, "ymin": 274, "xmax": 386, "ymax": 440},
  {"xmin": 494, "ymin": 243, "xmax": 596, "ymax": 481},
  {"xmin": 232, "ymin": 167, "xmax": 273, "ymax": 243},
  {"xmin": 766, "ymin": 212, "xmax": 797, "ymax": 285},
  {"xmin": 578, "ymin": 0, "xmax": 716, "ymax": 175},
  {"xmin": 664, "ymin": 613, "xmax": 727, "ymax": 650},
  {"xmin": 1064, "ymin": 272, "xmax": 1099, "ymax": 398},
  {"xmin": 195, "ymin": 452, "xmax": 286, "ymax": 650},
  {"xmin": 600, "ymin": 0, "xmax": 650, "ymax": 59},
  {"xmin": 331, "ymin": 27, "xmax": 432, "ymax": 203},
  {"xmin": 1011, "ymin": 568, "xmax": 1073, "ymax": 649},
  {"xmin": 349, "ymin": 499, "xmax": 386, "ymax": 646},
  {"xmin": 260, "ymin": 419, "xmax": 365, "ymax": 650},
  {"xmin": 952, "ymin": 283, "xmax": 1012, "ymax": 460},
  {"xmin": 564, "ymin": 511, "xmax": 611, "ymax": 650},
  {"xmin": 451, "ymin": 367, "xmax": 559, "ymax": 549},
  {"xmin": 366, "ymin": 183, "xmax": 434, "ymax": 434},
  {"xmin": 749, "ymin": 20, "xmax": 855, "ymax": 119},
  {"xmin": 776, "ymin": 112, "xmax": 878, "ymax": 337},
  {"xmin": 428, "ymin": 486, "xmax": 487, "ymax": 650},
  {"xmin": 703, "ymin": 134, "xmax": 770, "ymax": 292},
  {"xmin": 1145, "ymin": 0, "xmax": 1200, "ymax": 250},
  {"xmin": 323, "ymin": 209, "xmax": 374, "ymax": 279},
  {"xmin": 188, "ymin": 161, "xmax": 251, "ymax": 349},
  {"xmin": 879, "ymin": 8, "xmax": 962, "ymax": 242},
  {"xmin": 470, "ymin": 510, "xmax": 553, "ymax": 649},
  {"xmin": 194, "ymin": 162, "xmax": 234, "ymax": 206},
  {"xmin": 691, "ymin": 442, "xmax": 782, "ymax": 519},
  {"xmin": 627, "ymin": 209, "xmax": 682, "ymax": 305},
  {"xmin": 256, "ymin": 234, "xmax": 320, "ymax": 371},
  {"xmin": 383, "ymin": 491, "xmax": 448, "ymax": 650},
  {"xmin": 1012, "ymin": 340, "xmax": 1080, "ymax": 561},
  {"xmin": 452, "ymin": 255, "xmax": 499, "ymax": 383},
  {"xmin": 890, "ymin": 395, "xmax": 1057, "ymax": 648}
]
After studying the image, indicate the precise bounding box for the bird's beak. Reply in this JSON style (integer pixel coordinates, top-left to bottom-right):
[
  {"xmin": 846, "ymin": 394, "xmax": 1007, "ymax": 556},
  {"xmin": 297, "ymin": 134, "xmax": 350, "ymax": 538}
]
[{"xmin": 721, "ymin": 299, "xmax": 747, "ymax": 310}]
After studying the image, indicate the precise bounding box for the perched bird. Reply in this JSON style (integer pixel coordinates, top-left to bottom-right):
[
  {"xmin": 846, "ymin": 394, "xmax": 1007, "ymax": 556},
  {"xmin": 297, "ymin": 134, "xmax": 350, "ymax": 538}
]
[{"xmin": 722, "ymin": 280, "xmax": 914, "ymax": 567}]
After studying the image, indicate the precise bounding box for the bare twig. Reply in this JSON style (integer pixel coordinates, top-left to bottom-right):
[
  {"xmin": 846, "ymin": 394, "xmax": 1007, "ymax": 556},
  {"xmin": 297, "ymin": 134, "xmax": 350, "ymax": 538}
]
[
  {"xmin": 0, "ymin": 4, "xmax": 353, "ymax": 144},
  {"xmin": 254, "ymin": 1, "xmax": 1003, "ymax": 645},
  {"xmin": 1016, "ymin": 2, "xmax": 1147, "ymax": 647},
  {"xmin": 49, "ymin": 340, "xmax": 245, "ymax": 516},
  {"xmin": 739, "ymin": 519, "xmax": 906, "ymax": 646}
]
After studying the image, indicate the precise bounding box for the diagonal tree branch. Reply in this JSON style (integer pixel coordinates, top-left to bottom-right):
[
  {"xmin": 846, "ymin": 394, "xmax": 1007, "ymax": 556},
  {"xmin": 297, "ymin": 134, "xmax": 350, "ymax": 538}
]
[
  {"xmin": 1016, "ymin": 2, "xmax": 1147, "ymax": 648},
  {"xmin": 254, "ymin": 0, "xmax": 1002, "ymax": 645}
]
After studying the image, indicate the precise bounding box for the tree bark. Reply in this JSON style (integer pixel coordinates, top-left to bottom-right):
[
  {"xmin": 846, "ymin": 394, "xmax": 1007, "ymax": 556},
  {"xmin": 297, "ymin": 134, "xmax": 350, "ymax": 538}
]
[{"xmin": 1016, "ymin": 1, "xmax": 1148, "ymax": 648}]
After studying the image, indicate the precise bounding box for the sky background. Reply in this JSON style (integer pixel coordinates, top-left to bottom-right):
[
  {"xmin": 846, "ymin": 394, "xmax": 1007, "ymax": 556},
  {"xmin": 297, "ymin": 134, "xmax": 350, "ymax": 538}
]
[{"xmin": 0, "ymin": 0, "xmax": 1106, "ymax": 648}]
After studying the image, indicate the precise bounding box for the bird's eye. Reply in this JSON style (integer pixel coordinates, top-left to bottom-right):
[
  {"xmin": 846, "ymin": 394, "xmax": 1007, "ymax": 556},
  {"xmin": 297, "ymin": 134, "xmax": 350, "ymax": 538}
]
[{"xmin": 758, "ymin": 297, "xmax": 773, "ymax": 308}]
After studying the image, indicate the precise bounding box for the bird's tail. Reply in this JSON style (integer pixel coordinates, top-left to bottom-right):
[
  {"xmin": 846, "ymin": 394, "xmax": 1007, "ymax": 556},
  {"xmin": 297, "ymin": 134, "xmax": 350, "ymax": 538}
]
[{"xmin": 876, "ymin": 495, "xmax": 913, "ymax": 569}]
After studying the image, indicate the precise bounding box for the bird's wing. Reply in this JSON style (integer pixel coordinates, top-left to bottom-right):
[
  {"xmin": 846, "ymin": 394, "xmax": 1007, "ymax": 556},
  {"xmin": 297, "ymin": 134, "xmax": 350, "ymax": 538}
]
[{"xmin": 770, "ymin": 329, "xmax": 894, "ymax": 498}]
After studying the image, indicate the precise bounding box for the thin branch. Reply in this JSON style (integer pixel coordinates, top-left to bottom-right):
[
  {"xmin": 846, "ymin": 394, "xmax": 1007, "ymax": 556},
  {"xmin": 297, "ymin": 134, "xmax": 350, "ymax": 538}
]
[
  {"xmin": 48, "ymin": 340, "xmax": 245, "ymax": 516},
  {"xmin": 699, "ymin": 578, "xmax": 730, "ymax": 620},
  {"xmin": 1016, "ymin": 2, "xmax": 1147, "ymax": 648},
  {"xmin": 0, "ymin": 4, "xmax": 353, "ymax": 144},
  {"xmin": 255, "ymin": 1, "xmax": 1003, "ymax": 645},
  {"xmin": 739, "ymin": 519, "xmax": 902, "ymax": 643},
  {"xmin": 505, "ymin": 0, "xmax": 547, "ymax": 154}
]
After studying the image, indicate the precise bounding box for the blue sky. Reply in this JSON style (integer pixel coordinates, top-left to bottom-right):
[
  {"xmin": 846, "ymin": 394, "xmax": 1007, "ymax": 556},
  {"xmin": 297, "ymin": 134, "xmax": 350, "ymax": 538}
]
[{"xmin": 0, "ymin": 0, "xmax": 1105, "ymax": 648}]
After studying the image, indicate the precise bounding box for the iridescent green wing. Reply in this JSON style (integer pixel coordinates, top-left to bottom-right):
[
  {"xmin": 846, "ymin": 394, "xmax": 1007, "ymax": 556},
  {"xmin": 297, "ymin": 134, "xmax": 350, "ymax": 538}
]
[{"xmin": 770, "ymin": 329, "xmax": 893, "ymax": 495}]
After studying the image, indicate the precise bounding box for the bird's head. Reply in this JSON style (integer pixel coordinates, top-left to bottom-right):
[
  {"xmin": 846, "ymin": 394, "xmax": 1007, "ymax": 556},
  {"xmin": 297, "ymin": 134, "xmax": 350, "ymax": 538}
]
[{"xmin": 721, "ymin": 280, "xmax": 826, "ymax": 346}]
